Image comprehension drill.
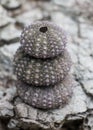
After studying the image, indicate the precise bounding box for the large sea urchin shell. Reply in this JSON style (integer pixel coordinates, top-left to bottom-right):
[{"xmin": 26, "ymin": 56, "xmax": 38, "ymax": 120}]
[
  {"xmin": 20, "ymin": 21, "xmax": 67, "ymax": 58},
  {"xmin": 14, "ymin": 47, "xmax": 72, "ymax": 86},
  {"xmin": 16, "ymin": 75, "xmax": 75, "ymax": 109}
]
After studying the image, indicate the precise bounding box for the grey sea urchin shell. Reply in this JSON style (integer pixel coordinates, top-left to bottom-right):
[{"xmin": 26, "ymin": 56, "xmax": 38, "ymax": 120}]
[
  {"xmin": 14, "ymin": 47, "xmax": 71, "ymax": 86},
  {"xmin": 16, "ymin": 75, "xmax": 74, "ymax": 109},
  {"xmin": 20, "ymin": 21, "xmax": 67, "ymax": 58}
]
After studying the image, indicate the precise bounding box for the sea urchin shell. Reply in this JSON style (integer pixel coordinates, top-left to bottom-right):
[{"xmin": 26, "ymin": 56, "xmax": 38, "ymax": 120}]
[
  {"xmin": 14, "ymin": 47, "xmax": 72, "ymax": 86},
  {"xmin": 16, "ymin": 75, "xmax": 75, "ymax": 109},
  {"xmin": 20, "ymin": 21, "xmax": 67, "ymax": 58}
]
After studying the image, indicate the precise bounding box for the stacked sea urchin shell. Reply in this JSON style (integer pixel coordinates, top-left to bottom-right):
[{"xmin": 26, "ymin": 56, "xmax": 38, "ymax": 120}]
[{"xmin": 14, "ymin": 21, "xmax": 75, "ymax": 109}]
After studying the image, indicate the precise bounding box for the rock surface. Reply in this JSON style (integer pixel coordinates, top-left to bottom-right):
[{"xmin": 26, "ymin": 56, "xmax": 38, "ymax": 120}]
[
  {"xmin": 0, "ymin": 0, "xmax": 93, "ymax": 129},
  {"xmin": 1, "ymin": 0, "xmax": 21, "ymax": 10},
  {"xmin": 0, "ymin": 24, "xmax": 21, "ymax": 44},
  {"xmin": 16, "ymin": 9, "xmax": 43, "ymax": 26}
]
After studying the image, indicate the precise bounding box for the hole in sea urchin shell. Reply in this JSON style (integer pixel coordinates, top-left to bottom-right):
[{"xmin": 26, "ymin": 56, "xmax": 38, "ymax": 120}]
[{"xmin": 39, "ymin": 26, "xmax": 48, "ymax": 33}]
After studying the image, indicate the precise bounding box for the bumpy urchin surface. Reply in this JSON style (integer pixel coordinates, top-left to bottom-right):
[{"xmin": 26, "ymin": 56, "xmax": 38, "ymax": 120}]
[
  {"xmin": 16, "ymin": 75, "xmax": 75, "ymax": 109},
  {"xmin": 20, "ymin": 21, "xmax": 67, "ymax": 58},
  {"xmin": 14, "ymin": 47, "xmax": 72, "ymax": 86}
]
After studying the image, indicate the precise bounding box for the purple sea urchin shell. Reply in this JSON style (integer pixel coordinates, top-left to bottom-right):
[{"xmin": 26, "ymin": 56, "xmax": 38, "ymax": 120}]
[
  {"xmin": 14, "ymin": 47, "xmax": 72, "ymax": 86},
  {"xmin": 20, "ymin": 21, "xmax": 67, "ymax": 58},
  {"xmin": 14, "ymin": 21, "xmax": 75, "ymax": 110},
  {"xmin": 16, "ymin": 75, "xmax": 74, "ymax": 109}
]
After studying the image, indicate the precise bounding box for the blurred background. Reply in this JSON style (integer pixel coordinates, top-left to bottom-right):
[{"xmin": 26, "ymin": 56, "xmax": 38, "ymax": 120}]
[{"xmin": 0, "ymin": 0, "xmax": 93, "ymax": 91}]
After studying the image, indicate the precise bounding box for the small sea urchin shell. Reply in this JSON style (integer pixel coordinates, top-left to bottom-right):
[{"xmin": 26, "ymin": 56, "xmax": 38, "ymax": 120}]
[
  {"xmin": 16, "ymin": 75, "xmax": 74, "ymax": 109},
  {"xmin": 20, "ymin": 21, "xmax": 67, "ymax": 58},
  {"xmin": 14, "ymin": 47, "xmax": 72, "ymax": 86}
]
